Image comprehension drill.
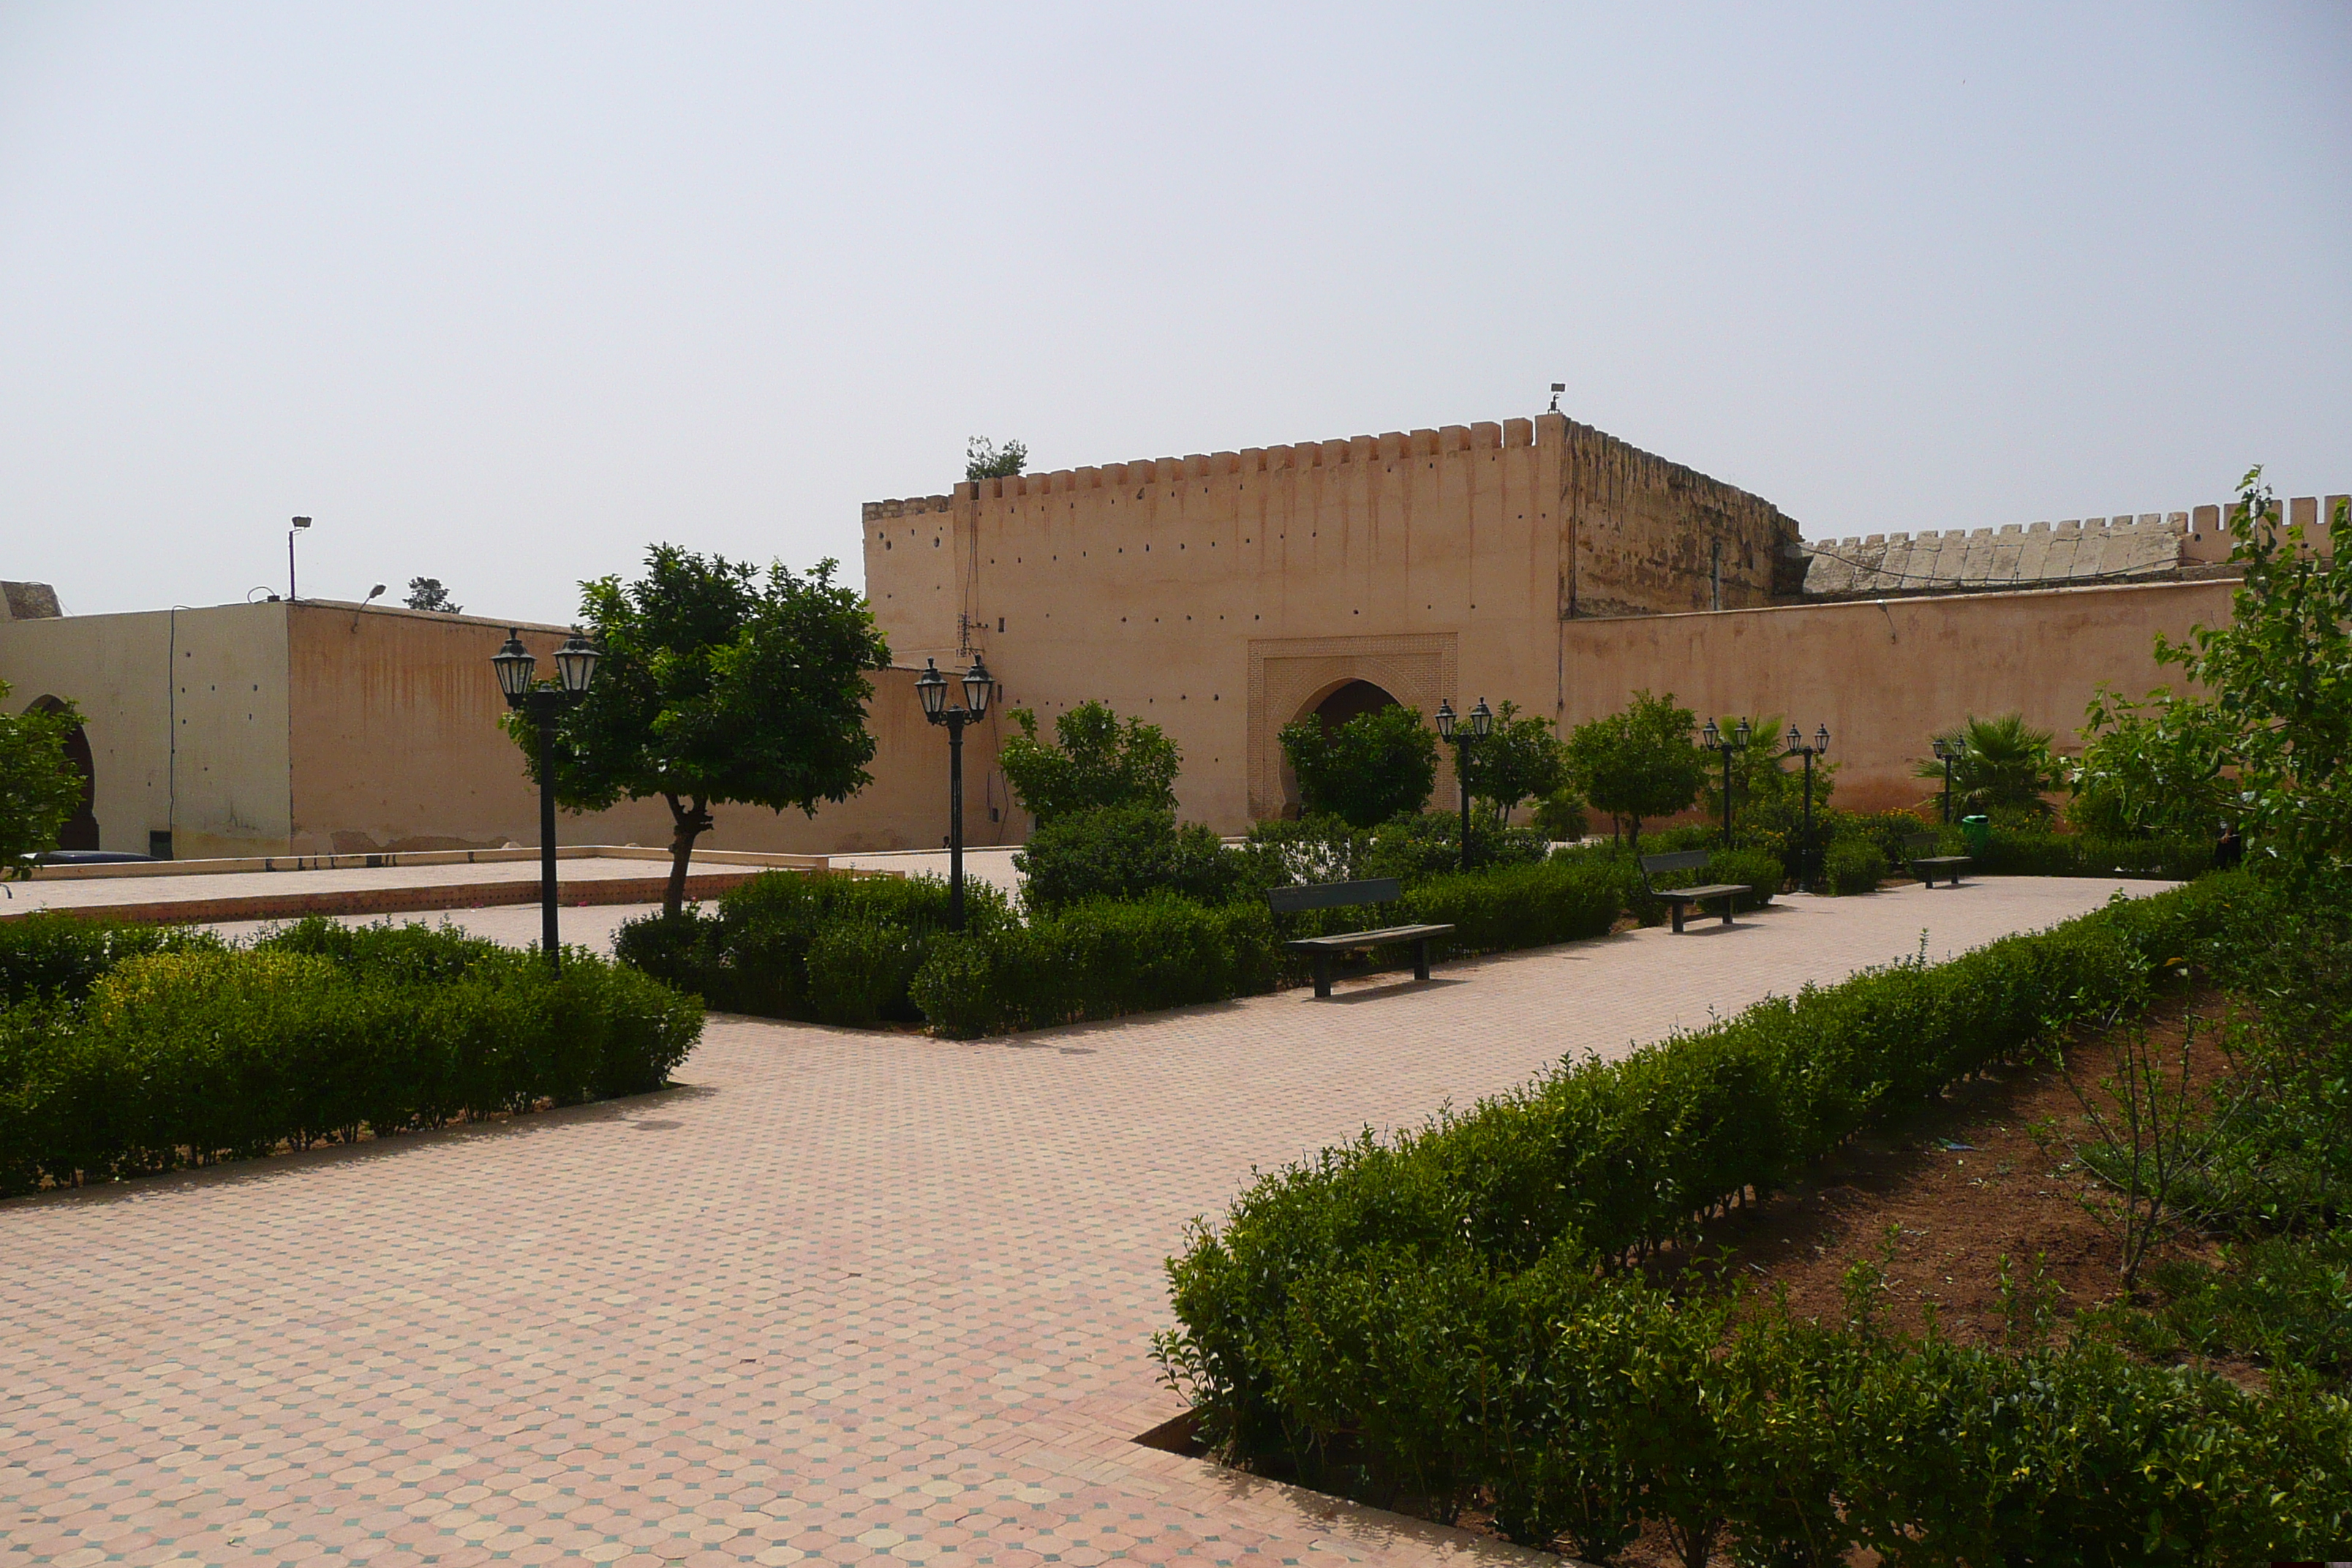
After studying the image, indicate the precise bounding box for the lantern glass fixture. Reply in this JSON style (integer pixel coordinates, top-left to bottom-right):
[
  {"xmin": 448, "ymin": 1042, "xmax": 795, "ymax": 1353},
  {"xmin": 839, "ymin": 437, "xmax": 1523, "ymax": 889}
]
[
  {"xmin": 1815, "ymin": 723, "xmax": 1831, "ymax": 754},
  {"xmin": 554, "ymin": 630, "xmax": 601, "ymax": 695},
  {"xmin": 1700, "ymin": 717, "xmax": 1719, "ymax": 750},
  {"xmin": 493, "ymin": 631, "xmax": 536, "ymax": 704},
  {"xmin": 1787, "ymin": 723, "xmax": 1803, "ymax": 751},
  {"xmin": 962, "ymin": 657, "xmax": 993, "ymax": 718},
  {"xmin": 1469, "ymin": 698, "xmax": 1493, "ymax": 739},
  {"xmin": 1435, "ymin": 699, "xmax": 1458, "ymax": 739},
  {"xmin": 1734, "ymin": 718, "xmax": 1751, "ymax": 749},
  {"xmin": 916, "ymin": 659, "xmax": 949, "ymax": 719}
]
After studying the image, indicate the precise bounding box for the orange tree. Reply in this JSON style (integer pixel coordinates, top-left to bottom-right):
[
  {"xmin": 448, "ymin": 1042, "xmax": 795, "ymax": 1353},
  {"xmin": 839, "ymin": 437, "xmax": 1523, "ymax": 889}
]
[{"xmin": 515, "ymin": 546, "xmax": 890, "ymax": 916}]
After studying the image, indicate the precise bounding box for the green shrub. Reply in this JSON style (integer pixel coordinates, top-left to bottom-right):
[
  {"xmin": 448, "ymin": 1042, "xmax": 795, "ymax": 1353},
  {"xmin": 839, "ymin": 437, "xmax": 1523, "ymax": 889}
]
[
  {"xmin": 1703, "ymin": 846, "xmax": 1782, "ymax": 910},
  {"xmin": 1822, "ymin": 837, "xmax": 1889, "ymax": 895},
  {"xmin": 1975, "ymin": 825, "xmax": 2215, "ymax": 880},
  {"xmin": 912, "ymin": 893, "xmax": 1277, "ymax": 1039},
  {"xmin": 614, "ymin": 869, "xmax": 1006, "ymax": 1020},
  {"xmin": 1400, "ymin": 857, "xmax": 1627, "ymax": 957},
  {"xmin": 1160, "ymin": 875, "xmax": 2253, "ymax": 1466},
  {"xmin": 1529, "ymin": 788, "xmax": 1589, "ymax": 842},
  {"xmin": 1358, "ymin": 810, "xmax": 1551, "ymax": 883},
  {"xmin": 1015, "ymin": 804, "xmax": 1242, "ymax": 913},
  {"xmin": 802, "ymin": 919, "xmax": 922, "ymax": 1028},
  {"xmin": 0, "ymin": 930, "xmax": 701, "ymax": 1194},
  {"xmin": 0, "ymin": 914, "xmax": 225, "ymax": 1006}
]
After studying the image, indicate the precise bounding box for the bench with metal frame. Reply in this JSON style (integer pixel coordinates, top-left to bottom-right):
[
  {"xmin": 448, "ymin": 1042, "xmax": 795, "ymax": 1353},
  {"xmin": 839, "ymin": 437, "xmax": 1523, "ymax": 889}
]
[
  {"xmin": 1638, "ymin": 849, "xmax": 1752, "ymax": 934},
  {"xmin": 1904, "ymin": 832, "xmax": 1972, "ymax": 889},
  {"xmin": 1267, "ymin": 878, "xmax": 1455, "ymax": 999}
]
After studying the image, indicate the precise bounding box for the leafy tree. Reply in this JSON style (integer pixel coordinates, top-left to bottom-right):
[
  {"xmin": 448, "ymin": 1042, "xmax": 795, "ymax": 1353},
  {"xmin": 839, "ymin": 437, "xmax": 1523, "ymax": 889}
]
[
  {"xmin": 1914, "ymin": 712, "xmax": 2062, "ymax": 823},
  {"xmin": 1280, "ymin": 705, "xmax": 1438, "ymax": 829},
  {"xmin": 998, "ymin": 701, "xmax": 1180, "ymax": 825},
  {"xmin": 517, "ymin": 546, "xmax": 890, "ymax": 916},
  {"xmin": 965, "ymin": 437, "xmax": 1028, "ymax": 481},
  {"xmin": 2069, "ymin": 684, "xmax": 2235, "ymax": 840},
  {"xmin": 1469, "ymin": 700, "xmax": 1568, "ymax": 823},
  {"xmin": 1564, "ymin": 690, "xmax": 1706, "ymax": 847},
  {"xmin": 404, "ymin": 577, "xmax": 462, "ymax": 614},
  {"xmin": 2152, "ymin": 472, "xmax": 2352, "ymax": 881},
  {"xmin": 0, "ymin": 682, "xmax": 86, "ymax": 877}
]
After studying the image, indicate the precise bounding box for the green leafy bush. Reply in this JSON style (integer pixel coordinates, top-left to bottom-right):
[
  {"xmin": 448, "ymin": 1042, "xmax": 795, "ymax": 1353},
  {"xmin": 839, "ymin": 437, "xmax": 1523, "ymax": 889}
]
[
  {"xmin": 1703, "ymin": 846, "xmax": 1782, "ymax": 910},
  {"xmin": 0, "ymin": 914, "xmax": 225, "ymax": 1006},
  {"xmin": 1975, "ymin": 825, "xmax": 2215, "ymax": 881},
  {"xmin": 912, "ymin": 893, "xmax": 1277, "ymax": 1039},
  {"xmin": 614, "ymin": 869, "xmax": 1006, "ymax": 1020},
  {"xmin": 1398, "ymin": 857, "xmax": 1629, "ymax": 958},
  {"xmin": 1529, "ymin": 788, "xmax": 1588, "ymax": 842},
  {"xmin": 1278, "ymin": 706, "xmax": 1438, "ymax": 828},
  {"xmin": 997, "ymin": 700, "xmax": 1180, "ymax": 824},
  {"xmin": 1015, "ymin": 804, "xmax": 1241, "ymax": 913},
  {"xmin": 0, "ymin": 921, "xmax": 702, "ymax": 1194},
  {"xmin": 1160, "ymin": 875, "xmax": 2251, "ymax": 1469},
  {"xmin": 1822, "ymin": 837, "xmax": 1889, "ymax": 895},
  {"xmin": 1358, "ymin": 811, "xmax": 1551, "ymax": 882}
]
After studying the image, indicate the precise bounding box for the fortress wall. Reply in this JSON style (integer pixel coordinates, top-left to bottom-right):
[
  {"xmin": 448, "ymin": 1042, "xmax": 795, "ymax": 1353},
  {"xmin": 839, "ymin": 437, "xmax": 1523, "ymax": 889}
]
[
  {"xmin": 1558, "ymin": 577, "xmax": 2237, "ymax": 817},
  {"xmin": 1560, "ymin": 420, "xmax": 1801, "ymax": 617},
  {"xmin": 864, "ymin": 416, "xmax": 1573, "ymax": 829}
]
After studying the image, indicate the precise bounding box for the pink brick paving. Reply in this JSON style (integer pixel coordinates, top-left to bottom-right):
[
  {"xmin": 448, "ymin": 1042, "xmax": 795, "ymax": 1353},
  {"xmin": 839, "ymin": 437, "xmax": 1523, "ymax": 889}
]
[{"xmin": 0, "ymin": 878, "xmax": 2163, "ymax": 1568}]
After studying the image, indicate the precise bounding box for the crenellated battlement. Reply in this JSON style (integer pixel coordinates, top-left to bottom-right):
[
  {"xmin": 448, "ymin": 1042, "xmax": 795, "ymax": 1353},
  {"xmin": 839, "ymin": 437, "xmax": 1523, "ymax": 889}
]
[
  {"xmin": 1796, "ymin": 495, "xmax": 2348, "ymax": 595},
  {"xmin": 862, "ymin": 416, "xmax": 1550, "ymax": 513}
]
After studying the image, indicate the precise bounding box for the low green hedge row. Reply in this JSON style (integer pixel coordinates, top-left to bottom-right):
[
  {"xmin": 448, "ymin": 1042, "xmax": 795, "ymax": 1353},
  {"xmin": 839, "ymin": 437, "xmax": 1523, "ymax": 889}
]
[
  {"xmin": 0, "ymin": 916, "xmax": 702, "ymax": 1195},
  {"xmin": 614, "ymin": 870, "xmax": 1011, "ymax": 1025},
  {"xmin": 1160, "ymin": 875, "xmax": 2253, "ymax": 1469},
  {"xmin": 911, "ymin": 892, "xmax": 1278, "ymax": 1038},
  {"xmin": 1973, "ymin": 824, "xmax": 2217, "ymax": 881},
  {"xmin": 1155, "ymin": 1243, "xmax": 2349, "ymax": 1561}
]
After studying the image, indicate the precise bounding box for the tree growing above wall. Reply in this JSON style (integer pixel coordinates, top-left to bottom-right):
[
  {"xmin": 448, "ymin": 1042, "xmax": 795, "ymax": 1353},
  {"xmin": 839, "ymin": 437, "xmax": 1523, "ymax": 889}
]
[
  {"xmin": 998, "ymin": 701, "xmax": 1179, "ymax": 826},
  {"xmin": 1565, "ymin": 690, "xmax": 1705, "ymax": 847},
  {"xmin": 0, "ymin": 681, "xmax": 87, "ymax": 877},
  {"xmin": 514, "ymin": 546, "xmax": 892, "ymax": 916},
  {"xmin": 965, "ymin": 437, "xmax": 1028, "ymax": 482},
  {"xmin": 1280, "ymin": 706, "xmax": 1438, "ymax": 829},
  {"xmin": 404, "ymin": 578, "xmax": 462, "ymax": 614}
]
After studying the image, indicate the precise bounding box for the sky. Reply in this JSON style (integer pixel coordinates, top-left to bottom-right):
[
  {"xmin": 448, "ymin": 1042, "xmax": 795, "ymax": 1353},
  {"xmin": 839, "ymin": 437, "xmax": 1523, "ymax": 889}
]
[{"xmin": 2, "ymin": 2, "xmax": 2347, "ymax": 624}]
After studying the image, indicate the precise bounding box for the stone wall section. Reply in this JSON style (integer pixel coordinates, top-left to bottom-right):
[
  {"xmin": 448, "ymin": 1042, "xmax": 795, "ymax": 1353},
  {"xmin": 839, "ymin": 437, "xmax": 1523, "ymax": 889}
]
[{"xmin": 1556, "ymin": 420, "xmax": 1803, "ymax": 617}]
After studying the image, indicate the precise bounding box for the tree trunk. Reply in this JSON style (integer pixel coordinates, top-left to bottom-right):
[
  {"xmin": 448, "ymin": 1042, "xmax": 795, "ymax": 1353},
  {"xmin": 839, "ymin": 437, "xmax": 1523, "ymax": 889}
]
[{"xmin": 663, "ymin": 794, "xmax": 712, "ymax": 918}]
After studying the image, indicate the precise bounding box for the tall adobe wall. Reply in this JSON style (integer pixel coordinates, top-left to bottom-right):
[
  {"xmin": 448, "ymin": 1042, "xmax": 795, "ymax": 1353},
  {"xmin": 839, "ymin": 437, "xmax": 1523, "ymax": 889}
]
[{"xmin": 859, "ymin": 412, "xmax": 1803, "ymax": 830}]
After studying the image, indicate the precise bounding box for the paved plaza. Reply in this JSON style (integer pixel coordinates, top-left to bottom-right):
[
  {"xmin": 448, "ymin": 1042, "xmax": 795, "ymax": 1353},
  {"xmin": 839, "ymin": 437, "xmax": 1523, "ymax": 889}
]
[{"xmin": 3, "ymin": 878, "xmax": 2162, "ymax": 1568}]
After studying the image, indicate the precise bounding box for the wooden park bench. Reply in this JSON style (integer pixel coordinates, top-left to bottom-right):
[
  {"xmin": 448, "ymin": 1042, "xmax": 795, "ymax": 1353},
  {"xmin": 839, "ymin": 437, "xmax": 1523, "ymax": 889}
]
[
  {"xmin": 1904, "ymin": 832, "xmax": 1971, "ymax": 889},
  {"xmin": 1267, "ymin": 878, "xmax": 1455, "ymax": 999},
  {"xmin": 1639, "ymin": 850, "xmax": 1751, "ymax": 934}
]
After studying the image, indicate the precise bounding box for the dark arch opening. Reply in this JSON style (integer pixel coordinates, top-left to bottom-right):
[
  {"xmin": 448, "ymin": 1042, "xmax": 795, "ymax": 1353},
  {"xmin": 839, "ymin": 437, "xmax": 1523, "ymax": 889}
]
[
  {"xmin": 1313, "ymin": 679, "xmax": 1398, "ymax": 734},
  {"xmin": 28, "ymin": 697, "xmax": 99, "ymax": 851}
]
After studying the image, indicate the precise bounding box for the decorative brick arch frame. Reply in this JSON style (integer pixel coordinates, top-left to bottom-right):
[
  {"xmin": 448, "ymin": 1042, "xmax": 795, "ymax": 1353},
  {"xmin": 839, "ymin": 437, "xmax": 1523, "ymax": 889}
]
[{"xmin": 1245, "ymin": 633, "xmax": 1459, "ymax": 820}]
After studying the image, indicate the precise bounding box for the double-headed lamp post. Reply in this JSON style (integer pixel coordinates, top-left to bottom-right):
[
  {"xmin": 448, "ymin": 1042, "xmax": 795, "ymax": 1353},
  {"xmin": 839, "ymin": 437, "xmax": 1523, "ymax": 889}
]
[
  {"xmin": 916, "ymin": 655, "xmax": 993, "ymax": 930},
  {"xmin": 1783, "ymin": 723, "xmax": 1831, "ymax": 889},
  {"xmin": 1433, "ymin": 697, "xmax": 1493, "ymax": 872},
  {"xmin": 1700, "ymin": 717, "xmax": 1752, "ymax": 848},
  {"xmin": 493, "ymin": 629, "xmax": 602, "ymax": 968},
  {"xmin": 1931, "ymin": 735, "xmax": 1961, "ymax": 824}
]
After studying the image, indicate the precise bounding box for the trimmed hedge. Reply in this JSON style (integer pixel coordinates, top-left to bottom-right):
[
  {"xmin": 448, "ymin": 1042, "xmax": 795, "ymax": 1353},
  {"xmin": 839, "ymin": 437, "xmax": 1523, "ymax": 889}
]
[
  {"xmin": 911, "ymin": 892, "xmax": 1277, "ymax": 1039},
  {"xmin": 1156, "ymin": 1242, "xmax": 2351, "ymax": 1560},
  {"xmin": 1160, "ymin": 875, "xmax": 2254, "ymax": 1473},
  {"xmin": 0, "ymin": 917, "xmax": 701, "ymax": 1195},
  {"xmin": 1823, "ymin": 836, "xmax": 1889, "ymax": 894},
  {"xmin": 1975, "ymin": 824, "xmax": 2216, "ymax": 881},
  {"xmin": 614, "ymin": 869, "xmax": 1009, "ymax": 1023},
  {"xmin": 0, "ymin": 914, "xmax": 225, "ymax": 1005}
]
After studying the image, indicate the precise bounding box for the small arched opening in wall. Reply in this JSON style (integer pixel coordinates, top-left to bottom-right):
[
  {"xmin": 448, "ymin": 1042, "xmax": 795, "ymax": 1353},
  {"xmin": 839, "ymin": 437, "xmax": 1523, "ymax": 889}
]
[
  {"xmin": 1277, "ymin": 678, "xmax": 1401, "ymax": 817},
  {"xmin": 27, "ymin": 696, "xmax": 99, "ymax": 851}
]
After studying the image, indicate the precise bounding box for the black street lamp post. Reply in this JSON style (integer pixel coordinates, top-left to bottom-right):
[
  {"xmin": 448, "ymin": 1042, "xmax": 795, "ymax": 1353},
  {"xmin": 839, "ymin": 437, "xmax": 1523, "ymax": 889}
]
[
  {"xmin": 494, "ymin": 629, "xmax": 602, "ymax": 968},
  {"xmin": 1700, "ymin": 717, "xmax": 1752, "ymax": 848},
  {"xmin": 1931, "ymin": 735, "xmax": 1960, "ymax": 824},
  {"xmin": 916, "ymin": 655, "xmax": 993, "ymax": 930},
  {"xmin": 1434, "ymin": 698, "xmax": 1493, "ymax": 872},
  {"xmin": 1783, "ymin": 723, "xmax": 1831, "ymax": 889}
]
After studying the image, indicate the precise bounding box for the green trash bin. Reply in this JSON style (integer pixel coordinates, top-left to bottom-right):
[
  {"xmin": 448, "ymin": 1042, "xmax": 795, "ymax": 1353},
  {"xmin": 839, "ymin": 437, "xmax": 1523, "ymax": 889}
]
[{"xmin": 1960, "ymin": 814, "xmax": 1991, "ymax": 857}]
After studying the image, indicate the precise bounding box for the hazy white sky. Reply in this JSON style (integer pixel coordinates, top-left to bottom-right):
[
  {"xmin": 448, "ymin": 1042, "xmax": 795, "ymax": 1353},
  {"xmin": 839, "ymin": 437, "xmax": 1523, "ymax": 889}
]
[{"xmin": 3, "ymin": 3, "xmax": 2346, "ymax": 624}]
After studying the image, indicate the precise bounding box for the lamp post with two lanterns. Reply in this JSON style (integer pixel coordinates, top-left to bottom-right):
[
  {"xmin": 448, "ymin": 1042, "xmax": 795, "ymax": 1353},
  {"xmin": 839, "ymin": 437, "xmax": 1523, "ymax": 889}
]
[
  {"xmin": 492, "ymin": 629, "xmax": 603, "ymax": 968},
  {"xmin": 1433, "ymin": 698, "xmax": 1493, "ymax": 872},
  {"xmin": 915, "ymin": 655, "xmax": 995, "ymax": 931},
  {"xmin": 1783, "ymin": 723, "xmax": 1831, "ymax": 889},
  {"xmin": 1699, "ymin": 717, "xmax": 1751, "ymax": 848}
]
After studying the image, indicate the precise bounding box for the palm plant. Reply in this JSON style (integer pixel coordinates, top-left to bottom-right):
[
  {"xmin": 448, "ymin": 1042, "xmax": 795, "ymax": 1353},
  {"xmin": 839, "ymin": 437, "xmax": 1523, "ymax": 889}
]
[{"xmin": 1916, "ymin": 712, "xmax": 2063, "ymax": 822}]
